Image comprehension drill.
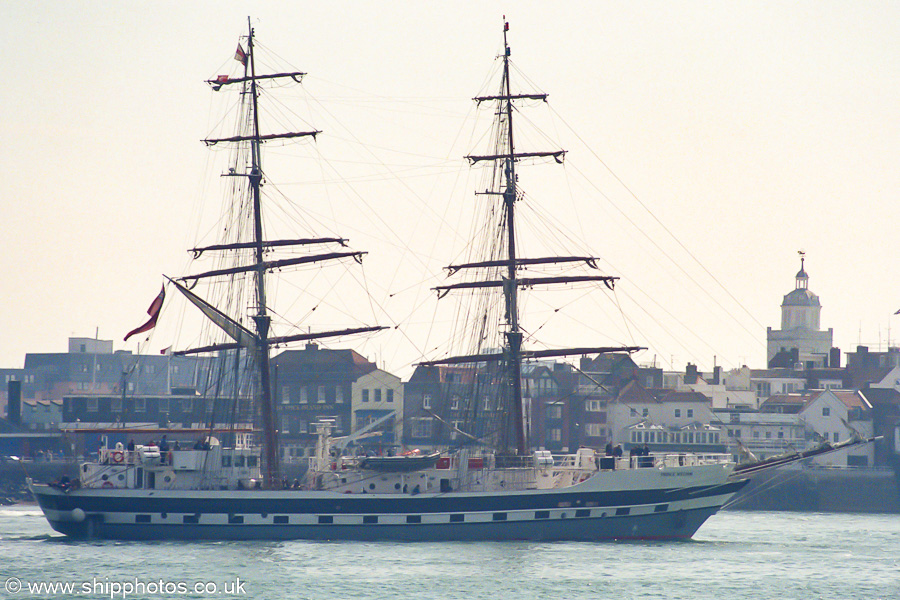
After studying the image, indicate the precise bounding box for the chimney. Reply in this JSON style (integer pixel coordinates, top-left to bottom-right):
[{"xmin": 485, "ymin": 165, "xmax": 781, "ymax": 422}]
[
  {"xmin": 829, "ymin": 347, "xmax": 841, "ymax": 369},
  {"xmin": 685, "ymin": 363, "xmax": 698, "ymax": 384},
  {"xmin": 7, "ymin": 380, "xmax": 21, "ymax": 425}
]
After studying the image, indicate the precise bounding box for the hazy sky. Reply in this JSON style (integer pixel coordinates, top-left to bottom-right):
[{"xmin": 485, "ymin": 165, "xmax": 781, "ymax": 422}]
[{"xmin": 2, "ymin": 1, "xmax": 899, "ymax": 377}]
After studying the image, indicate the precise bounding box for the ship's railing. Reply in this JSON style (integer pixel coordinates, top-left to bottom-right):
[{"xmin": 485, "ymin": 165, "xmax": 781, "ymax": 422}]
[
  {"xmin": 632, "ymin": 453, "xmax": 731, "ymax": 469},
  {"xmin": 588, "ymin": 452, "xmax": 732, "ymax": 471}
]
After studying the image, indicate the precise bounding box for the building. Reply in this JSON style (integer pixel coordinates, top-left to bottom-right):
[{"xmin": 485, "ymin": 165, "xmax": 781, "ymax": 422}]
[
  {"xmin": 351, "ymin": 368, "xmax": 403, "ymax": 448},
  {"xmin": 526, "ymin": 362, "xmax": 579, "ymax": 452},
  {"xmin": 759, "ymin": 389, "xmax": 874, "ymax": 467},
  {"xmin": 766, "ymin": 255, "xmax": 835, "ymax": 369},
  {"xmin": 607, "ymin": 381, "xmax": 725, "ymax": 453},
  {"xmin": 24, "ymin": 337, "xmax": 210, "ymax": 403},
  {"xmin": 273, "ymin": 343, "xmax": 377, "ymax": 460}
]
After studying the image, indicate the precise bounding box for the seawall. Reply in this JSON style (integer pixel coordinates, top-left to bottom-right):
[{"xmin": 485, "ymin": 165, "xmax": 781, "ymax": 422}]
[{"xmin": 726, "ymin": 467, "xmax": 900, "ymax": 513}]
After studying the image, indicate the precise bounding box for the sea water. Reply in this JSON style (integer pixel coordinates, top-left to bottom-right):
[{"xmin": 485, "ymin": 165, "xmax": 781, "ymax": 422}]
[{"xmin": 0, "ymin": 505, "xmax": 898, "ymax": 600}]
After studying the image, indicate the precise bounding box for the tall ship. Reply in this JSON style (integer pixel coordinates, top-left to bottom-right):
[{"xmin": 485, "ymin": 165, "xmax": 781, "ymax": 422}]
[{"xmin": 30, "ymin": 20, "xmax": 872, "ymax": 541}]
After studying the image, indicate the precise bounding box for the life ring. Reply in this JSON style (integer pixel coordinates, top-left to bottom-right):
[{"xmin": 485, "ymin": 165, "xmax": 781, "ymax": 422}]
[
  {"xmin": 102, "ymin": 481, "xmax": 114, "ymax": 488},
  {"xmin": 111, "ymin": 451, "xmax": 124, "ymax": 463}
]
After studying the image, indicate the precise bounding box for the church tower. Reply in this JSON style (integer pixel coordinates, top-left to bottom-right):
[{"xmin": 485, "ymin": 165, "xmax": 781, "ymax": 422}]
[{"xmin": 766, "ymin": 252, "xmax": 834, "ymax": 368}]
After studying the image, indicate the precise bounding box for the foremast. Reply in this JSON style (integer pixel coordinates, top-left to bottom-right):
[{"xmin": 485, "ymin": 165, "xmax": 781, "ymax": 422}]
[
  {"xmin": 423, "ymin": 20, "xmax": 643, "ymax": 455},
  {"xmin": 169, "ymin": 19, "xmax": 385, "ymax": 488}
]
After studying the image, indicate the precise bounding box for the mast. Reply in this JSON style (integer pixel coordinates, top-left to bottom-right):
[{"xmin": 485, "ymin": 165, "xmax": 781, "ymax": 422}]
[
  {"xmin": 245, "ymin": 19, "xmax": 280, "ymax": 488},
  {"xmin": 428, "ymin": 20, "xmax": 644, "ymax": 456},
  {"xmin": 500, "ymin": 21, "xmax": 527, "ymax": 455}
]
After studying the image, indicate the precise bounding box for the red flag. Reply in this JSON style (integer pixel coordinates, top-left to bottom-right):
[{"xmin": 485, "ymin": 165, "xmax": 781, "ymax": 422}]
[
  {"xmin": 124, "ymin": 286, "xmax": 165, "ymax": 341},
  {"xmin": 216, "ymin": 75, "xmax": 230, "ymax": 83},
  {"xmin": 234, "ymin": 44, "xmax": 248, "ymax": 66}
]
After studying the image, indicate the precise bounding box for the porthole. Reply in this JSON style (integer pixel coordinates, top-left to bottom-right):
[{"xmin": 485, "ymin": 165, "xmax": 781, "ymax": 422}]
[
  {"xmin": 117, "ymin": 474, "xmax": 125, "ymax": 481},
  {"xmin": 101, "ymin": 474, "xmax": 109, "ymax": 481},
  {"xmin": 368, "ymin": 483, "xmax": 376, "ymax": 490}
]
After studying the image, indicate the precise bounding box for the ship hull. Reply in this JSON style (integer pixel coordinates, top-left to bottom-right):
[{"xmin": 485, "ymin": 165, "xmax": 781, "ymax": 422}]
[{"xmin": 30, "ymin": 466, "xmax": 747, "ymax": 541}]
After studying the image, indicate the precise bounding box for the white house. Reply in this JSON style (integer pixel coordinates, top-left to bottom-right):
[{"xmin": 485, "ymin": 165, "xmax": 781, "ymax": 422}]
[
  {"xmin": 607, "ymin": 382, "xmax": 723, "ymax": 452},
  {"xmin": 351, "ymin": 369, "xmax": 404, "ymax": 448},
  {"xmin": 798, "ymin": 390, "xmax": 874, "ymax": 467}
]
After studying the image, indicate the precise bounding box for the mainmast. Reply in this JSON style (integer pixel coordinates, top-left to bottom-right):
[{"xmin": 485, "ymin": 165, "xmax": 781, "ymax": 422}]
[
  {"xmin": 245, "ymin": 19, "xmax": 279, "ymax": 490},
  {"xmin": 500, "ymin": 22, "xmax": 526, "ymax": 456},
  {"xmin": 422, "ymin": 20, "xmax": 644, "ymax": 456}
]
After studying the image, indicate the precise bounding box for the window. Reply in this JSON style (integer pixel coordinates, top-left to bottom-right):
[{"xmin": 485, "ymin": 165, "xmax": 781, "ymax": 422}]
[
  {"xmin": 833, "ymin": 432, "xmax": 840, "ymax": 442},
  {"xmin": 158, "ymin": 398, "xmax": 169, "ymax": 412},
  {"xmin": 281, "ymin": 386, "xmax": 291, "ymax": 404},
  {"xmin": 546, "ymin": 405, "xmax": 562, "ymax": 419},
  {"xmin": 548, "ymin": 428, "xmax": 562, "ymax": 442},
  {"xmin": 412, "ymin": 418, "xmax": 433, "ymax": 438},
  {"xmin": 642, "ymin": 408, "xmax": 649, "ymax": 418},
  {"xmin": 753, "ymin": 431, "xmax": 760, "ymax": 439},
  {"xmin": 422, "ymin": 394, "xmax": 432, "ymax": 410},
  {"xmin": 630, "ymin": 408, "xmax": 637, "ymax": 417},
  {"xmin": 687, "ymin": 409, "xmax": 693, "ymax": 418},
  {"xmin": 134, "ymin": 398, "xmax": 146, "ymax": 413},
  {"xmin": 374, "ymin": 389, "xmax": 382, "ymax": 403},
  {"xmin": 111, "ymin": 398, "xmax": 122, "ymax": 412},
  {"xmin": 822, "ymin": 407, "xmax": 830, "ymax": 416},
  {"xmin": 450, "ymin": 396, "xmax": 460, "ymax": 410},
  {"xmin": 362, "ymin": 389, "xmax": 369, "ymax": 403},
  {"xmin": 336, "ymin": 386, "xmax": 344, "ymax": 404},
  {"xmin": 674, "ymin": 409, "xmax": 681, "ymax": 418},
  {"xmin": 300, "ymin": 388, "xmax": 308, "ymax": 404},
  {"xmin": 483, "ymin": 397, "xmax": 491, "ymax": 411},
  {"xmin": 317, "ymin": 386, "xmax": 326, "ymax": 403},
  {"xmin": 585, "ymin": 423, "xmax": 604, "ymax": 437},
  {"xmin": 777, "ymin": 431, "xmax": 784, "ymax": 439},
  {"xmin": 756, "ymin": 382, "xmax": 771, "ymax": 397},
  {"xmin": 586, "ymin": 400, "xmax": 603, "ymax": 412},
  {"xmin": 86, "ymin": 398, "xmax": 98, "ymax": 413},
  {"xmin": 765, "ymin": 431, "xmax": 771, "ymax": 439},
  {"xmin": 387, "ymin": 390, "xmax": 394, "ymax": 403}
]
